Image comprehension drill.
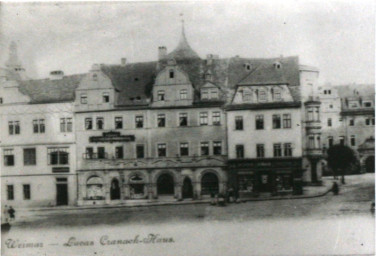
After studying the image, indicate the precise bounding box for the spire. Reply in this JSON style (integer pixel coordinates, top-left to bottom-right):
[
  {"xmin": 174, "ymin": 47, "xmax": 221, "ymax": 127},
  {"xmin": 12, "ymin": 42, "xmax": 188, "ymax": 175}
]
[
  {"xmin": 166, "ymin": 14, "xmax": 200, "ymax": 60},
  {"xmin": 5, "ymin": 41, "xmax": 23, "ymax": 70}
]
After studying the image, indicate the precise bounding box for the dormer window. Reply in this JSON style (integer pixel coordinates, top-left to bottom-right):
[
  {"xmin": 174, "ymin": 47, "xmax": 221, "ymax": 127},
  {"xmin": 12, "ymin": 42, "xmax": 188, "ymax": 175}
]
[
  {"xmin": 210, "ymin": 89, "xmax": 218, "ymax": 99},
  {"xmin": 363, "ymin": 101, "xmax": 372, "ymax": 108},
  {"xmin": 180, "ymin": 89, "xmax": 187, "ymax": 100},
  {"xmin": 201, "ymin": 90, "xmax": 209, "ymax": 100},
  {"xmin": 244, "ymin": 63, "xmax": 251, "ymax": 71},
  {"xmin": 242, "ymin": 91, "xmax": 252, "ymax": 102},
  {"xmin": 169, "ymin": 69, "xmax": 174, "ymax": 79},
  {"xmin": 273, "ymin": 62, "xmax": 282, "ymax": 69},
  {"xmin": 80, "ymin": 94, "xmax": 87, "ymax": 104},
  {"xmin": 258, "ymin": 90, "xmax": 267, "ymax": 102},
  {"xmin": 102, "ymin": 92, "xmax": 109, "ymax": 103},
  {"xmin": 92, "ymin": 73, "xmax": 98, "ymax": 81},
  {"xmin": 205, "ymin": 73, "xmax": 212, "ymax": 81},
  {"xmin": 157, "ymin": 90, "xmax": 165, "ymax": 101},
  {"xmin": 349, "ymin": 102, "xmax": 358, "ymax": 108},
  {"xmin": 273, "ymin": 89, "xmax": 281, "ymax": 101}
]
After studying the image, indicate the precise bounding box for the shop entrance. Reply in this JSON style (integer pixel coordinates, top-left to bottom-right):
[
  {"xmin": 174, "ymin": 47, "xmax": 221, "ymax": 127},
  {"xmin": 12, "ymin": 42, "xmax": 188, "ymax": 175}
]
[
  {"xmin": 182, "ymin": 177, "xmax": 193, "ymax": 198},
  {"xmin": 110, "ymin": 178, "xmax": 121, "ymax": 200},
  {"xmin": 201, "ymin": 172, "xmax": 219, "ymax": 195},
  {"xmin": 157, "ymin": 173, "xmax": 174, "ymax": 195},
  {"xmin": 56, "ymin": 178, "xmax": 68, "ymax": 206}
]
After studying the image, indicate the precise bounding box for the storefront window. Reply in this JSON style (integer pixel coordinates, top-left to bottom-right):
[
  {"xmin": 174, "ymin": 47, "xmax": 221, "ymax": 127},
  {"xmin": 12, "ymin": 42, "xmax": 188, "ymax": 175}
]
[
  {"xmin": 129, "ymin": 174, "xmax": 146, "ymax": 199},
  {"xmin": 86, "ymin": 176, "xmax": 104, "ymax": 200},
  {"xmin": 275, "ymin": 174, "xmax": 292, "ymax": 191},
  {"xmin": 238, "ymin": 175, "xmax": 255, "ymax": 192}
]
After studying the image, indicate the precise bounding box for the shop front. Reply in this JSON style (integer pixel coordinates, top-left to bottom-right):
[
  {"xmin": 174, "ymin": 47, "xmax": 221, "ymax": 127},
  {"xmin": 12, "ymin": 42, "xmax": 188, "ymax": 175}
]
[{"xmin": 228, "ymin": 158, "xmax": 303, "ymax": 197}]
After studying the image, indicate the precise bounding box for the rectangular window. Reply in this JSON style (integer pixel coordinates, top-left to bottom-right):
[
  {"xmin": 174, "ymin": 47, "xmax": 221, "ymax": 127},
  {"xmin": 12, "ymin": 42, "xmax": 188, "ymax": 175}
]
[
  {"xmin": 115, "ymin": 117, "xmax": 123, "ymax": 129},
  {"xmin": 212, "ymin": 112, "xmax": 221, "ymax": 125},
  {"xmin": 256, "ymin": 115, "xmax": 264, "ymax": 130},
  {"xmin": 157, "ymin": 143, "xmax": 166, "ymax": 157},
  {"xmin": 363, "ymin": 102, "xmax": 372, "ymax": 108},
  {"xmin": 8, "ymin": 121, "xmax": 20, "ymax": 135},
  {"xmin": 157, "ymin": 114, "xmax": 166, "ymax": 127},
  {"xmin": 200, "ymin": 112, "xmax": 208, "ymax": 126},
  {"xmin": 23, "ymin": 184, "xmax": 31, "ymax": 200},
  {"xmin": 96, "ymin": 117, "xmax": 104, "ymax": 130},
  {"xmin": 67, "ymin": 118, "xmax": 72, "ymax": 132},
  {"xmin": 366, "ymin": 118, "xmax": 370, "ymax": 126},
  {"xmin": 85, "ymin": 118, "xmax": 93, "ymax": 130},
  {"xmin": 284, "ymin": 143, "xmax": 292, "ymax": 157},
  {"xmin": 7, "ymin": 185, "xmax": 14, "ymax": 200},
  {"xmin": 339, "ymin": 136, "xmax": 345, "ymax": 146},
  {"xmin": 349, "ymin": 119, "xmax": 354, "ymax": 126},
  {"xmin": 273, "ymin": 143, "xmax": 282, "ymax": 157},
  {"xmin": 179, "ymin": 113, "xmax": 188, "ymax": 126},
  {"xmin": 135, "ymin": 116, "xmax": 143, "ymax": 128},
  {"xmin": 4, "ymin": 149, "xmax": 14, "ymax": 166},
  {"xmin": 350, "ymin": 136, "xmax": 356, "ymax": 146},
  {"xmin": 327, "ymin": 118, "xmax": 332, "ymax": 127},
  {"xmin": 157, "ymin": 90, "xmax": 165, "ymax": 101},
  {"xmin": 85, "ymin": 147, "xmax": 94, "ymax": 159},
  {"xmin": 211, "ymin": 89, "xmax": 218, "ymax": 99},
  {"xmin": 115, "ymin": 146, "xmax": 123, "ymax": 159},
  {"xmin": 259, "ymin": 90, "xmax": 267, "ymax": 101},
  {"xmin": 97, "ymin": 147, "xmax": 106, "ymax": 159},
  {"xmin": 48, "ymin": 148, "xmax": 69, "ymax": 165},
  {"xmin": 283, "ymin": 114, "xmax": 291, "ymax": 128},
  {"xmin": 372, "ymin": 118, "xmax": 375, "ymax": 126},
  {"xmin": 180, "ymin": 143, "xmax": 189, "ymax": 156},
  {"xmin": 236, "ymin": 145, "xmax": 244, "ymax": 159},
  {"xmin": 213, "ymin": 141, "xmax": 222, "ymax": 155},
  {"xmin": 235, "ymin": 116, "xmax": 243, "ymax": 130},
  {"xmin": 201, "ymin": 142, "xmax": 209, "ymax": 156},
  {"xmin": 24, "ymin": 148, "xmax": 36, "ymax": 165},
  {"xmin": 309, "ymin": 136, "xmax": 315, "ymax": 148},
  {"xmin": 328, "ymin": 136, "xmax": 334, "ymax": 147},
  {"xmin": 274, "ymin": 90, "xmax": 281, "ymax": 101},
  {"xmin": 242, "ymin": 91, "xmax": 252, "ymax": 102},
  {"xmin": 201, "ymin": 90, "xmax": 209, "ymax": 99},
  {"xmin": 256, "ymin": 144, "xmax": 264, "ymax": 158},
  {"xmin": 272, "ymin": 114, "xmax": 281, "ymax": 129},
  {"xmin": 180, "ymin": 89, "xmax": 187, "ymax": 100},
  {"xmin": 102, "ymin": 92, "xmax": 110, "ymax": 103},
  {"xmin": 80, "ymin": 94, "xmax": 87, "ymax": 104},
  {"xmin": 136, "ymin": 145, "xmax": 145, "ymax": 159}
]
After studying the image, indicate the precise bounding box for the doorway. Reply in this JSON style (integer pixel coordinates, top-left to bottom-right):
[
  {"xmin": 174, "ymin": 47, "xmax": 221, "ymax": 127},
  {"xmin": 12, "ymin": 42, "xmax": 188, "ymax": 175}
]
[
  {"xmin": 110, "ymin": 178, "xmax": 121, "ymax": 200},
  {"xmin": 157, "ymin": 173, "xmax": 174, "ymax": 195},
  {"xmin": 182, "ymin": 177, "xmax": 193, "ymax": 199},
  {"xmin": 56, "ymin": 178, "xmax": 68, "ymax": 206},
  {"xmin": 365, "ymin": 156, "xmax": 375, "ymax": 173}
]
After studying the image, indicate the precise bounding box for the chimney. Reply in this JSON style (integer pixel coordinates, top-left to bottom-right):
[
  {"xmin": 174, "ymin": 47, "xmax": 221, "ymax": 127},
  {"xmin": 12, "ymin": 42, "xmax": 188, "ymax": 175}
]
[
  {"xmin": 49, "ymin": 70, "xmax": 64, "ymax": 80},
  {"xmin": 121, "ymin": 58, "xmax": 127, "ymax": 67},
  {"xmin": 158, "ymin": 46, "xmax": 167, "ymax": 60}
]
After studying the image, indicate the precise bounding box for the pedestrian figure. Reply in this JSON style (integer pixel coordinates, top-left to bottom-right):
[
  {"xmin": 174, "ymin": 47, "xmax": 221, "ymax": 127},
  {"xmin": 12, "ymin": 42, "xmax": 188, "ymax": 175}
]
[
  {"xmin": 8, "ymin": 206, "xmax": 15, "ymax": 221},
  {"xmin": 371, "ymin": 202, "xmax": 375, "ymax": 214},
  {"xmin": 332, "ymin": 182, "xmax": 339, "ymax": 195},
  {"xmin": 3, "ymin": 205, "xmax": 9, "ymax": 223}
]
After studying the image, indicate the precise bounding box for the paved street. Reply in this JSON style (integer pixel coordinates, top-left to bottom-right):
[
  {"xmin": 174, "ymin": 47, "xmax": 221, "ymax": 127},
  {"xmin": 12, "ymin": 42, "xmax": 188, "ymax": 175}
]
[
  {"xmin": 2, "ymin": 174, "xmax": 374, "ymax": 256},
  {"xmin": 7, "ymin": 174, "xmax": 375, "ymax": 229}
]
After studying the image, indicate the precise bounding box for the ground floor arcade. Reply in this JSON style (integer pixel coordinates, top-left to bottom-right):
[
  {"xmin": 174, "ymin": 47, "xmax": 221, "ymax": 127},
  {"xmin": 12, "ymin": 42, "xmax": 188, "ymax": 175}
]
[{"xmin": 77, "ymin": 167, "xmax": 227, "ymax": 206}]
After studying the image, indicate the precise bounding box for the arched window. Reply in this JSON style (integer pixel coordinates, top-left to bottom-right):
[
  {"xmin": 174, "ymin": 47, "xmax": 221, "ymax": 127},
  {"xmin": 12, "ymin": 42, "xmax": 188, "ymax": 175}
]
[
  {"xmin": 86, "ymin": 176, "xmax": 104, "ymax": 200},
  {"xmin": 129, "ymin": 174, "xmax": 146, "ymax": 199}
]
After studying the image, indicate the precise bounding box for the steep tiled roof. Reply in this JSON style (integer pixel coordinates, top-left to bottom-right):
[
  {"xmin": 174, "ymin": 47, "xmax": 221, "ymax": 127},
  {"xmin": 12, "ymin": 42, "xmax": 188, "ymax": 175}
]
[
  {"xmin": 238, "ymin": 63, "xmax": 287, "ymax": 85},
  {"xmin": 100, "ymin": 62, "xmax": 157, "ymax": 106},
  {"xmin": 18, "ymin": 74, "xmax": 84, "ymax": 103}
]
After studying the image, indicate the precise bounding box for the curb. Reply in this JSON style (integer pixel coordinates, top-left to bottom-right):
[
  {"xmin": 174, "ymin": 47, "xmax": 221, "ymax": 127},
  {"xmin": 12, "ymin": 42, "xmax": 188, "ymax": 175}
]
[{"xmin": 25, "ymin": 187, "xmax": 333, "ymax": 213}]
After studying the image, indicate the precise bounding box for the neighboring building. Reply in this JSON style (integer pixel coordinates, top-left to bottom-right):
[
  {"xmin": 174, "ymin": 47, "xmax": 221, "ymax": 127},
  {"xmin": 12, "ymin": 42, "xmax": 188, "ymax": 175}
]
[
  {"xmin": 226, "ymin": 61, "xmax": 323, "ymax": 197},
  {"xmin": 318, "ymin": 84, "xmax": 375, "ymax": 173},
  {"xmin": 0, "ymin": 42, "xmax": 82, "ymax": 207}
]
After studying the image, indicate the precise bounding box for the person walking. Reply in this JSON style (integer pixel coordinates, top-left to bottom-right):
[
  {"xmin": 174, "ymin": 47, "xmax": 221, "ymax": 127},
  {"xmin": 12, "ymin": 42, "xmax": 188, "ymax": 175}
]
[
  {"xmin": 3, "ymin": 205, "xmax": 9, "ymax": 223},
  {"xmin": 8, "ymin": 206, "xmax": 15, "ymax": 222},
  {"xmin": 331, "ymin": 181, "xmax": 339, "ymax": 195}
]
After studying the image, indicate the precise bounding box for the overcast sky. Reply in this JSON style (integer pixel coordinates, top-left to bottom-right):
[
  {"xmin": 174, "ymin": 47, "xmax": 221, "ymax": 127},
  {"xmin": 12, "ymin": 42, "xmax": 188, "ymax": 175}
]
[{"xmin": 0, "ymin": 1, "xmax": 374, "ymax": 85}]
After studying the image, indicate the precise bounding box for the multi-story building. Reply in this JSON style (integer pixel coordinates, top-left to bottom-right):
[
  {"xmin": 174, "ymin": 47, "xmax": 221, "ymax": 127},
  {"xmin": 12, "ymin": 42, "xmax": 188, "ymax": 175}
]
[
  {"xmin": 1, "ymin": 21, "xmax": 327, "ymax": 207},
  {"xmin": 0, "ymin": 43, "xmax": 81, "ymax": 207},
  {"xmin": 319, "ymin": 84, "xmax": 375, "ymax": 173},
  {"xmin": 226, "ymin": 61, "xmax": 323, "ymax": 197}
]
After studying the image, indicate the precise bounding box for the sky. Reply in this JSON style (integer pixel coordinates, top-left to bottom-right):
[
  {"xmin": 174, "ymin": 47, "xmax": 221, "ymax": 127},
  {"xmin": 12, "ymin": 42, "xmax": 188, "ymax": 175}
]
[{"xmin": 0, "ymin": 0, "xmax": 374, "ymax": 85}]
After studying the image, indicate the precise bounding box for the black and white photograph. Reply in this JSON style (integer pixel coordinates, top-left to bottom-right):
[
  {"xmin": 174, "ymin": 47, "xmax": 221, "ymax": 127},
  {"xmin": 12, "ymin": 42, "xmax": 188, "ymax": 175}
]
[{"xmin": 0, "ymin": 1, "xmax": 375, "ymax": 255}]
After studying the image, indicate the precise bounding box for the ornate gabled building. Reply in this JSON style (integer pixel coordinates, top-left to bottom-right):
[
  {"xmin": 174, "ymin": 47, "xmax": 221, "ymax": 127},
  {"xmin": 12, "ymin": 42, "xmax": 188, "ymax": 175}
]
[
  {"xmin": 1, "ymin": 20, "xmax": 324, "ymax": 208},
  {"xmin": 226, "ymin": 60, "xmax": 323, "ymax": 197}
]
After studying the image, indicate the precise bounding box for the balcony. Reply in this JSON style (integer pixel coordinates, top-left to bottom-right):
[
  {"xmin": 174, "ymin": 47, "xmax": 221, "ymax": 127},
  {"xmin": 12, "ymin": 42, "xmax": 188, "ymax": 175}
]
[{"xmin": 80, "ymin": 154, "xmax": 227, "ymax": 170}]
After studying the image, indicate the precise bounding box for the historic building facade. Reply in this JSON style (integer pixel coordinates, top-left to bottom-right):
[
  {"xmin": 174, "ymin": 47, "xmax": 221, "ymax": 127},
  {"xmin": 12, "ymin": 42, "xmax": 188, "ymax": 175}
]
[
  {"xmin": 318, "ymin": 84, "xmax": 375, "ymax": 173},
  {"xmin": 226, "ymin": 61, "xmax": 323, "ymax": 197},
  {"xmin": 0, "ymin": 43, "xmax": 80, "ymax": 207}
]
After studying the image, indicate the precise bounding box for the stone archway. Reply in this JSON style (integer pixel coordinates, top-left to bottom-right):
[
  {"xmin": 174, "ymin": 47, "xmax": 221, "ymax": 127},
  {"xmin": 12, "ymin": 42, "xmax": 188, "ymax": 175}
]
[
  {"xmin": 110, "ymin": 178, "xmax": 121, "ymax": 200},
  {"xmin": 201, "ymin": 172, "xmax": 219, "ymax": 195},
  {"xmin": 365, "ymin": 156, "xmax": 375, "ymax": 173},
  {"xmin": 157, "ymin": 173, "xmax": 174, "ymax": 195},
  {"xmin": 182, "ymin": 177, "xmax": 193, "ymax": 199}
]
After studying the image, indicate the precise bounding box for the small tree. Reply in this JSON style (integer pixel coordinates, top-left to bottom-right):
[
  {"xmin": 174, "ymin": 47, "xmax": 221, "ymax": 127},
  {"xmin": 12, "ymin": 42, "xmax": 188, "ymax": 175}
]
[{"xmin": 327, "ymin": 144, "xmax": 357, "ymax": 184}]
